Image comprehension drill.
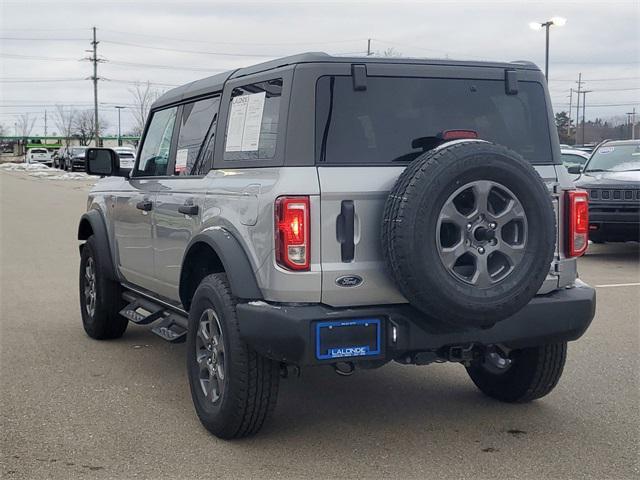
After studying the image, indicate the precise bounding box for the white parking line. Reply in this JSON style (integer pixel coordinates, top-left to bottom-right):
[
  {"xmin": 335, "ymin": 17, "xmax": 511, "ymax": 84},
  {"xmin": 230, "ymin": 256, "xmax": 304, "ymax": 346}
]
[{"xmin": 595, "ymin": 282, "xmax": 640, "ymax": 288}]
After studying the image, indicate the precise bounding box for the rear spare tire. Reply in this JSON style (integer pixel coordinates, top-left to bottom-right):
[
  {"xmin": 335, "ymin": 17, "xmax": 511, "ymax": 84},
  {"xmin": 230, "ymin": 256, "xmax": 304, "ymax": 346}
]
[{"xmin": 382, "ymin": 141, "xmax": 556, "ymax": 328}]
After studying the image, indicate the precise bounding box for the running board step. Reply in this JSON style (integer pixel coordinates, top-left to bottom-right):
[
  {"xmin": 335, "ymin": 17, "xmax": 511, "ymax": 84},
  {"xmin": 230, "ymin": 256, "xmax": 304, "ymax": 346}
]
[
  {"xmin": 119, "ymin": 300, "xmax": 164, "ymax": 325},
  {"xmin": 120, "ymin": 291, "xmax": 188, "ymax": 343},
  {"xmin": 151, "ymin": 315, "xmax": 188, "ymax": 343}
]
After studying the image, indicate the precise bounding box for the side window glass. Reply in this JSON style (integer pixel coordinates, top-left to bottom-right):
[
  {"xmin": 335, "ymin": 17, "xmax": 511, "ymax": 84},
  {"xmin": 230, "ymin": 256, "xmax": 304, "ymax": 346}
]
[
  {"xmin": 223, "ymin": 78, "xmax": 282, "ymax": 161},
  {"xmin": 135, "ymin": 107, "xmax": 177, "ymax": 177},
  {"xmin": 174, "ymin": 96, "xmax": 220, "ymax": 176}
]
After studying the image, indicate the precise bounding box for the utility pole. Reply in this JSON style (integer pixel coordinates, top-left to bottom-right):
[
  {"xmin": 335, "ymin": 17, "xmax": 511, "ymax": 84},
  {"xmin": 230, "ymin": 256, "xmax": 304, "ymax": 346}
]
[
  {"xmin": 115, "ymin": 106, "xmax": 125, "ymax": 146},
  {"xmin": 581, "ymin": 90, "xmax": 592, "ymax": 145},
  {"xmin": 91, "ymin": 27, "xmax": 100, "ymax": 147},
  {"xmin": 575, "ymin": 73, "xmax": 582, "ymax": 144},
  {"xmin": 627, "ymin": 108, "xmax": 636, "ymax": 139},
  {"xmin": 367, "ymin": 38, "xmax": 372, "ymax": 56},
  {"xmin": 44, "ymin": 110, "xmax": 47, "ymax": 137},
  {"xmin": 567, "ymin": 88, "xmax": 573, "ymax": 138}
]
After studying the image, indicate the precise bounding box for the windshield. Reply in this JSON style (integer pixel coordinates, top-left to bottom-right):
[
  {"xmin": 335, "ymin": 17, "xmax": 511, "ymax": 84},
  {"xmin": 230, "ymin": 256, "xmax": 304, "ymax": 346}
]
[
  {"xmin": 316, "ymin": 76, "xmax": 553, "ymax": 164},
  {"xmin": 72, "ymin": 148, "xmax": 86, "ymax": 155},
  {"xmin": 585, "ymin": 144, "xmax": 640, "ymax": 172}
]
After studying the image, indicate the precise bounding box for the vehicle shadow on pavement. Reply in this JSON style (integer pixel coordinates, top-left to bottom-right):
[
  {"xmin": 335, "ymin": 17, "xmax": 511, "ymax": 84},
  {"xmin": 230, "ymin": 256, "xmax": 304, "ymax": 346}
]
[
  {"xmin": 109, "ymin": 326, "xmax": 567, "ymax": 445},
  {"xmin": 584, "ymin": 242, "xmax": 640, "ymax": 261},
  {"xmin": 259, "ymin": 363, "xmax": 568, "ymax": 443}
]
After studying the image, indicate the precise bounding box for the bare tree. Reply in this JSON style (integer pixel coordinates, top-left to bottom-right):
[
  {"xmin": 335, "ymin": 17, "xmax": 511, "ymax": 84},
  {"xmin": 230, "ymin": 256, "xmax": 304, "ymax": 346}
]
[
  {"xmin": 54, "ymin": 105, "xmax": 77, "ymax": 147},
  {"xmin": 129, "ymin": 81, "xmax": 161, "ymax": 136},
  {"xmin": 74, "ymin": 110, "xmax": 109, "ymax": 146},
  {"xmin": 382, "ymin": 47, "xmax": 402, "ymax": 57},
  {"xmin": 16, "ymin": 113, "xmax": 37, "ymax": 138}
]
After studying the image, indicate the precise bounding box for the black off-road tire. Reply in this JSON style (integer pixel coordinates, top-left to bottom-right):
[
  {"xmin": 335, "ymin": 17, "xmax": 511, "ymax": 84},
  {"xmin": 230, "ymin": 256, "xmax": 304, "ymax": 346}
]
[
  {"xmin": 382, "ymin": 141, "xmax": 556, "ymax": 328},
  {"xmin": 79, "ymin": 236, "xmax": 128, "ymax": 339},
  {"xmin": 466, "ymin": 343, "xmax": 567, "ymax": 403},
  {"xmin": 186, "ymin": 273, "xmax": 279, "ymax": 439}
]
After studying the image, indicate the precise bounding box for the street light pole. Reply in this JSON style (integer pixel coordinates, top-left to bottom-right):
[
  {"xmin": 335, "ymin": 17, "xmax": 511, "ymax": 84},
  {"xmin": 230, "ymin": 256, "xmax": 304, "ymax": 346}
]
[
  {"xmin": 115, "ymin": 106, "xmax": 125, "ymax": 146},
  {"xmin": 529, "ymin": 17, "xmax": 566, "ymax": 81},
  {"xmin": 544, "ymin": 21, "xmax": 551, "ymax": 80}
]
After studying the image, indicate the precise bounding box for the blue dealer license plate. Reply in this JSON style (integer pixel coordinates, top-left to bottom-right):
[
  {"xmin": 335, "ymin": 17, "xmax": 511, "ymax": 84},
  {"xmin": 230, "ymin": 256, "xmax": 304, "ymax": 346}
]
[{"xmin": 315, "ymin": 318, "xmax": 381, "ymax": 360}]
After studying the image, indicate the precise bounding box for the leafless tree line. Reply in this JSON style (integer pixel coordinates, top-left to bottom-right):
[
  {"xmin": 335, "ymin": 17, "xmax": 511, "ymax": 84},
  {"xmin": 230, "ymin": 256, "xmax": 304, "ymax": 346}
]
[
  {"xmin": 4, "ymin": 82, "xmax": 163, "ymax": 144},
  {"xmin": 53, "ymin": 107, "xmax": 110, "ymax": 146}
]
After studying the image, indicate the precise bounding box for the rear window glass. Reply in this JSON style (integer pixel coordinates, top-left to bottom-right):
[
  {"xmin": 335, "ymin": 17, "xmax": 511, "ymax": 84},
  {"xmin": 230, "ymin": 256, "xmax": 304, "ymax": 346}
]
[
  {"xmin": 316, "ymin": 76, "xmax": 552, "ymax": 164},
  {"xmin": 223, "ymin": 79, "xmax": 282, "ymax": 161}
]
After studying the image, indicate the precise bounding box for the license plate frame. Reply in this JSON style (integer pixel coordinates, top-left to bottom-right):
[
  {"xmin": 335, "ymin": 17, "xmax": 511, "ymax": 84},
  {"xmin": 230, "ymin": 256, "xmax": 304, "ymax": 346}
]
[{"xmin": 315, "ymin": 318, "xmax": 381, "ymax": 360}]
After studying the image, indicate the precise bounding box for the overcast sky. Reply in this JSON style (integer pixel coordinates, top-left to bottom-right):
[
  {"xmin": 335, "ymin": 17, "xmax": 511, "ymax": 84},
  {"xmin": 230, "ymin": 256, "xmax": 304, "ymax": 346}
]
[{"xmin": 1, "ymin": 0, "xmax": 639, "ymax": 135}]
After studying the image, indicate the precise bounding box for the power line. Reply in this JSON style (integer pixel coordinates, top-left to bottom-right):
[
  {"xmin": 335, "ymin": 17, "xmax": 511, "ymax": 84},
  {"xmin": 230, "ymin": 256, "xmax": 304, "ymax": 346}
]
[
  {"xmin": 0, "ymin": 52, "xmax": 228, "ymax": 73},
  {"xmin": 552, "ymin": 77, "xmax": 640, "ymax": 82},
  {"xmin": 100, "ymin": 29, "xmax": 364, "ymax": 46},
  {"xmin": 101, "ymin": 39, "xmax": 283, "ymax": 57},
  {"xmin": 0, "ymin": 36, "xmax": 88, "ymax": 41}
]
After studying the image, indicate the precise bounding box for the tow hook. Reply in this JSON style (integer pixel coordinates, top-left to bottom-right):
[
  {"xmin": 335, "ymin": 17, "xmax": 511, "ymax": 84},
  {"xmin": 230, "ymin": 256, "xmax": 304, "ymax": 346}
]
[
  {"xmin": 334, "ymin": 361, "xmax": 355, "ymax": 376},
  {"xmin": 280, "ymin": 364, "xmax": 301, "ymax": 379}
]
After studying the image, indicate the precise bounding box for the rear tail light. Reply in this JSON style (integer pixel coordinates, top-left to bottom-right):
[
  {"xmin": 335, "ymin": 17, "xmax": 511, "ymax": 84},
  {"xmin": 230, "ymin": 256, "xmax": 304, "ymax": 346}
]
[
  {"xmin": 275, "ymin": 196, "xmax": 310, "ymax": 271},
  {"xmin": 567, "ymin": 190, "xmax": 589, "ymax": 257},
  {"xmin": 440, "ymin": 129, "xmax": 479, "ymax": 141}
]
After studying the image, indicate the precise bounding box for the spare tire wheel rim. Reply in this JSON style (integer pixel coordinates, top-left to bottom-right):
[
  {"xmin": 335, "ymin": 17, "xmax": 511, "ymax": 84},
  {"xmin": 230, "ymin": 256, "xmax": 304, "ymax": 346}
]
[{"xmin": 436, "ymin": 179, "xmax": 528, "ymax": 287}]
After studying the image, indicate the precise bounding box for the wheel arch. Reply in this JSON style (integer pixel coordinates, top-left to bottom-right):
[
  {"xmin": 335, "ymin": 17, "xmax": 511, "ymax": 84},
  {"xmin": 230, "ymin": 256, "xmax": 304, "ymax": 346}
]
[
  {"xmin": 78, "ymin": 209, "xmax": 117, "ymax": 281},
  {"xmin": 180, "ymin": 228, "xmax": 263, "ymax": 310}
]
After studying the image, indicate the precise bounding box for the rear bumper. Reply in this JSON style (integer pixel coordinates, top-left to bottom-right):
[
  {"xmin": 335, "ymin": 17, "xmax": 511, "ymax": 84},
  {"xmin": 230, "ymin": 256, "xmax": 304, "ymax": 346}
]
[{"xmin": 237, "ymin": 280, "xmax": 596, "ymax": 366}]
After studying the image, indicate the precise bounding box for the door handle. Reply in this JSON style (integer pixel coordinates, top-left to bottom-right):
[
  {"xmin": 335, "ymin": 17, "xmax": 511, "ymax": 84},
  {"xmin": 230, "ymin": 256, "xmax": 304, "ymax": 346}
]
[
  {"xmin": 336, "ymin": 200, "xmax": 355, "ymax": 262},
  {"xmin": 178, "ymin": 204, "xmax": 199, "ymax": 215},
  {"xmin": 136, "ymin": 200, "xmax": 153, "ymax": 211}
]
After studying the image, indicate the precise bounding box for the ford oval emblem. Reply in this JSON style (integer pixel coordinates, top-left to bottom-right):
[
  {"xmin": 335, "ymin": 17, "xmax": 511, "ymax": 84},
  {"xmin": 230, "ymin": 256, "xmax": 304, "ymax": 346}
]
[{"xmin": 335, "ymin": 275, "xmax": 363, "ymax": 287}]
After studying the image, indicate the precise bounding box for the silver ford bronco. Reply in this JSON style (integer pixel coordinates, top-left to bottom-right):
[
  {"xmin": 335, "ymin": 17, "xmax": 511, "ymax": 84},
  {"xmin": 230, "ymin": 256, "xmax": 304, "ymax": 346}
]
[{"xmin": 78, "ymin": 53, "xmax": 595, "ymax": 439}]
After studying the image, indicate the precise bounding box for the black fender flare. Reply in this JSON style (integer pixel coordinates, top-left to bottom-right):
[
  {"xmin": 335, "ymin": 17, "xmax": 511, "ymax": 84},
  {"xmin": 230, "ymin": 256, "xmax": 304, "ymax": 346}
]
[
  {"xmin": 77, "ymin": 209, "xmax": 117, "ymax": 281},
  {"xmin": 181, "ymin": 228, "xmax": 263, "ymax": 300}
]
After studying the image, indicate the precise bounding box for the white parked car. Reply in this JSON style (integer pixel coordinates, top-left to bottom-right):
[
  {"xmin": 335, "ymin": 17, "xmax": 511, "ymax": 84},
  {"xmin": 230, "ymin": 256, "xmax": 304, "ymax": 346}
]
[
  {"xmin": 561, "ymin": 148, "xmax": 591, "ymax": 180},
  {"xmin": 26, "ymin": 148, "xmax": 52, "ymax": 166},
  {"xmin": 113, "ymin": 147, "xmax": 136, "ymax": 170}
]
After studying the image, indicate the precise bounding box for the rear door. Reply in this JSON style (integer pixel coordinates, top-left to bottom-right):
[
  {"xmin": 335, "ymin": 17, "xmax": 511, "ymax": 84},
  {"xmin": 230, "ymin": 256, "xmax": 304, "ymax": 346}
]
[
  {"xmin": 113, "ymin": 106, "xmax": 178, "ymax": 291},
  {"xmin": 152, "ymin": 95, "xmax": 221, "ymax": 301},
  {"xmin": 315, "ymin": 67, "xmax": 559, "ymax": 307}
]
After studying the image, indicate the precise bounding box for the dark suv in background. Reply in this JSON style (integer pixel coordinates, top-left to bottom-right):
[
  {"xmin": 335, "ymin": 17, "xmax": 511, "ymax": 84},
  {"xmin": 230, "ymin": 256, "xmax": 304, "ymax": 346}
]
[
  {"xmin": 574, "ymin": 139, "xmax": 640, "ymax": 243},
  {"xmin": 57, "ymin": 146, "xmax": 86, "ymax": 171}
]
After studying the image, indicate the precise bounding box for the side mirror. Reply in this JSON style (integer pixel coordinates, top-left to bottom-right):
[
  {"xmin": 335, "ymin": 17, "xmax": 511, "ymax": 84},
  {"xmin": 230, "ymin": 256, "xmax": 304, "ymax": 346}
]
[
  {"xmin": 567, "ymin": 165, "xmax": 582, "ymax": 175},
  {"xmin": 86, "ymin": 148, "xmax": 123, "ymax": 176}
]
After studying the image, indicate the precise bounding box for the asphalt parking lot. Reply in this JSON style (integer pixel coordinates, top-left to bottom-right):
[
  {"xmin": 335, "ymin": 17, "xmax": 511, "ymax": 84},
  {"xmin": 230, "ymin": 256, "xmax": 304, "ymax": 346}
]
[{"xmin": 1, "ymin": 169, "xmax": 638, "ymax": 480}]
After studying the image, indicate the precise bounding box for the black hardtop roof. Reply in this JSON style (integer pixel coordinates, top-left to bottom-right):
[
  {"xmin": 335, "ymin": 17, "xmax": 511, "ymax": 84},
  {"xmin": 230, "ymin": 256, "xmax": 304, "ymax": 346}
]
[{"xmin": 152, "ymin": 52, "xmax": 540, "ymax": 109}]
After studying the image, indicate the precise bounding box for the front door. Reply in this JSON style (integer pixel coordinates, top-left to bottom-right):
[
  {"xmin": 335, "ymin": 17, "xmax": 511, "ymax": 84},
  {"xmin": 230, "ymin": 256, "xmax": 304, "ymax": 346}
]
[{"xmin": 113, "ymin": 105, "xmax": 178, "ymax": 292}]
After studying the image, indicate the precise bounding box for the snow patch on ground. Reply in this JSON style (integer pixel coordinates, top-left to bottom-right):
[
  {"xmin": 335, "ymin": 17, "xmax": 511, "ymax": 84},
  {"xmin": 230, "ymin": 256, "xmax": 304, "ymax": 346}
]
[{"xmin": 0, "ymin": 162, "xmax": 97, "ymax": 180}]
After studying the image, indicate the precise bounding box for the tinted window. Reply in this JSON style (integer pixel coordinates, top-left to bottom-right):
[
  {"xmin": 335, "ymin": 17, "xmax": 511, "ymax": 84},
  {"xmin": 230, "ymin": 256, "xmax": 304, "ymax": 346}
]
[
  {"xmin": 135, "ymin": 107, "xmax": 177, "ymax": 176},
  {"xmin": 175, "ymin": 96, "xmax": 220, "ymax": 175},
  {"xmin": 316, "ymin": 76, "xmax": 552, "ymax": 164},
  {"xmin": 223, "ymin": 79, "xmax": 282, "ymax": 161}
]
